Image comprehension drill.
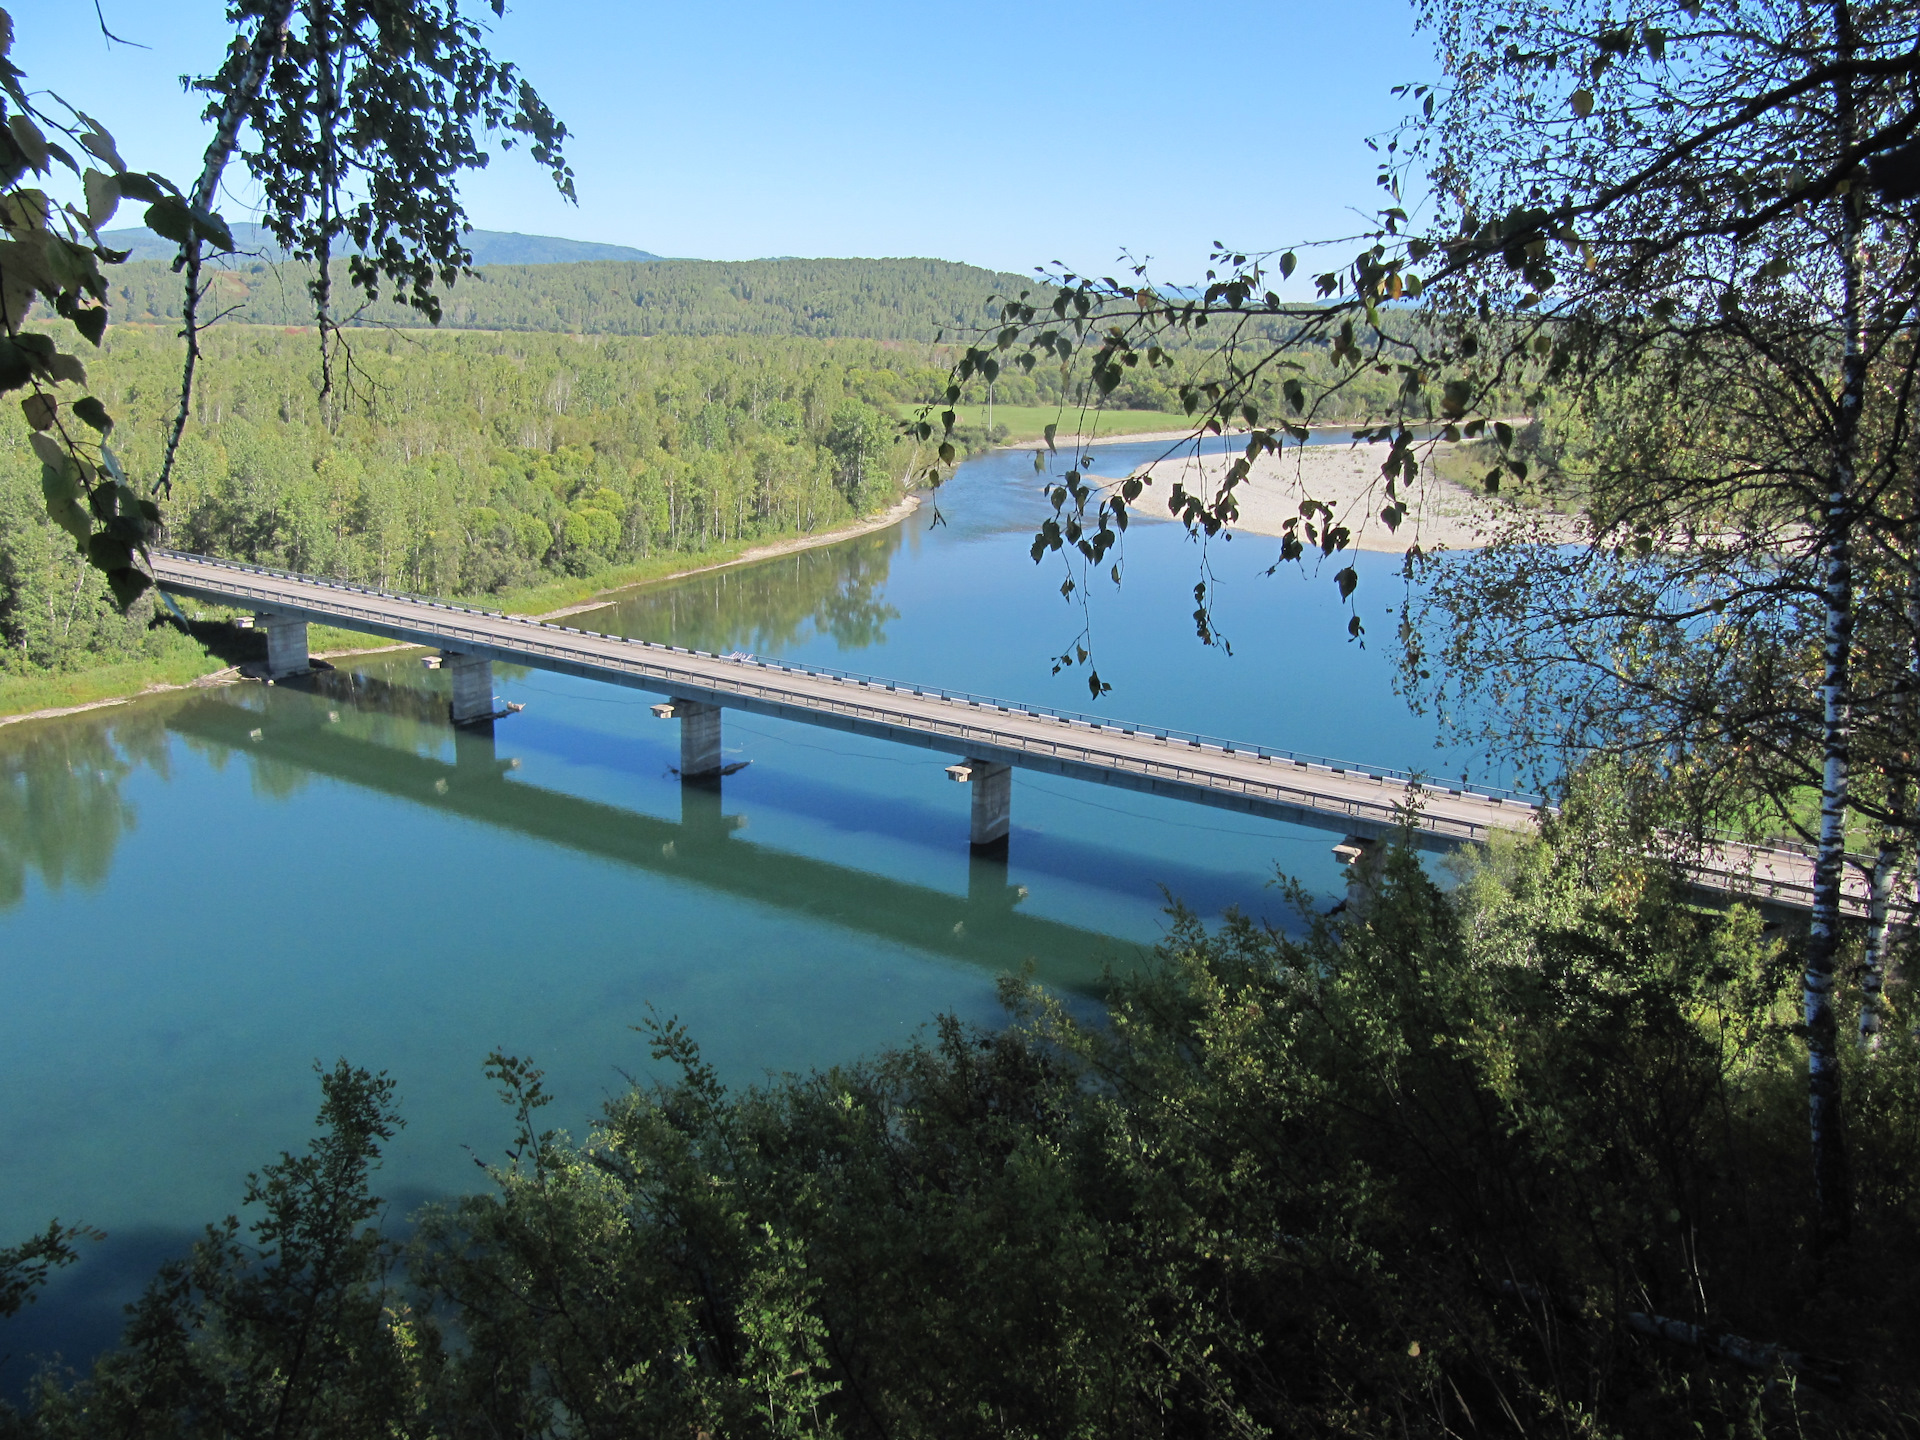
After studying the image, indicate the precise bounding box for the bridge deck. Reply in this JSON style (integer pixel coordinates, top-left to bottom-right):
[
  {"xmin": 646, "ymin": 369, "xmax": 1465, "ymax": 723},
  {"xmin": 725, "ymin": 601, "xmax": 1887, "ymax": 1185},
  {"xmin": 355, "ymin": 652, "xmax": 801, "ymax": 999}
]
[{"xmin": 151, "ymin": 549, "xmax": 1864, "ymax": 916}]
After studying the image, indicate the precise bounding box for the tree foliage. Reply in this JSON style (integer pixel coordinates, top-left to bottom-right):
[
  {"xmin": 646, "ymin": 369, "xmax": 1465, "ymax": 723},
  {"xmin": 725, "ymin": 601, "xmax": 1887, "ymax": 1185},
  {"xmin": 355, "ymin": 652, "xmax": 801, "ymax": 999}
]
[
  {"xmin": 0, "ymin": 327, "xmax": 931, "ymax": 678},
  {"xmin": 925, "ymin": 0, "xmax": 1920, "ymax": 1243}
]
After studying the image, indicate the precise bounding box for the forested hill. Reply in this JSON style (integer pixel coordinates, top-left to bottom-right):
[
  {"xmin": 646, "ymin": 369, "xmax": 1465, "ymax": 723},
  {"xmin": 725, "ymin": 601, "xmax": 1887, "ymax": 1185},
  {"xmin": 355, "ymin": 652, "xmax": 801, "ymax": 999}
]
[
  {"xmin": 101, "ymin": 256, "xmax": 1038, "ymax": 341},
  {"xmin": 99, "ymin": 224, "xmax": 665, "ymax": 266}
]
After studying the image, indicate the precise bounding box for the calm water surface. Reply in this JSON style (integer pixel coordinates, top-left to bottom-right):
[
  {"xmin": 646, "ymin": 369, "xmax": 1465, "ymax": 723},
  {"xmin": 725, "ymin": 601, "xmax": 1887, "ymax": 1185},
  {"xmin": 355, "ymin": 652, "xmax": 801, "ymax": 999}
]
[{"xmin": 0, "ymin": 435, "xmax": 1486, "ymax": 1383}]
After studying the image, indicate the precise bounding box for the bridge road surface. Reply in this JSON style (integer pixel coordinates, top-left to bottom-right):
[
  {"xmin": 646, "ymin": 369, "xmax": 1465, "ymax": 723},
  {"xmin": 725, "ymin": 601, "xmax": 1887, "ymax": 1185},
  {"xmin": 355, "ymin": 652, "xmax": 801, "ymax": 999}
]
[{"xmin": 150, "ymin": 549, "xmax": 1876, "ymax": 919}]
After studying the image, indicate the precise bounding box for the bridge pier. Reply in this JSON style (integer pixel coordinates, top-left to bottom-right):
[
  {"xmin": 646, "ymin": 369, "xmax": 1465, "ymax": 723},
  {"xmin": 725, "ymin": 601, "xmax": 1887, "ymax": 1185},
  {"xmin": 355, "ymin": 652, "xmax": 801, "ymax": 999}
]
[
  {"xmin": 946, "ymin": 758, "xmax": 1012, "ymax": 855},
  {"xmin": 1332, "ymin": 834, "xmax": 1384, "ymax": 913},
  {"xmin": 653, "ymin": 697, "xmax": 723, "ymax": 780},
  {"xmin": 443, "ymin": 651, "xmax": 497, "ymax": 725},
  {"xmin": 255, "ymin": 612, "xmax": 310, "ymax": 679}
]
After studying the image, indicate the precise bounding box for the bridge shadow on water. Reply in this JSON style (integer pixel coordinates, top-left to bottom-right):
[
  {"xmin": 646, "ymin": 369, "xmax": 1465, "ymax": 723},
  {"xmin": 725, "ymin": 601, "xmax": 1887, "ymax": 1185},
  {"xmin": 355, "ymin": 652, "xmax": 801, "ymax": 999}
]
[
  {"xmin": 2, "ymin": 662, "xmax": 1305, "ymax": 1403},
  {"xmin": 164, "ymin": 671, "xmax": 1185, "ymax": 996},
  {"xmin": 501, "ymin": 704, "xmax": 1288, "ymax": 926}
]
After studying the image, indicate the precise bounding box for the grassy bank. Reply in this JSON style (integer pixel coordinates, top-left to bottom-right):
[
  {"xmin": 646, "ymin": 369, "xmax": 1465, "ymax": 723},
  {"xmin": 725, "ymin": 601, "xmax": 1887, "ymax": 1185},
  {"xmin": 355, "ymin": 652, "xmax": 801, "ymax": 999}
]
[
  {"xmin": 916, "ymin": 404, "xmax": 1196, "ymax": 445},
  {"xmin": 0, "ymin": 642, "xmax": 230, "ymax": 722},
  {"xmin": 2, "ymin": 498, "xmax": 920, "ymax": 721}
]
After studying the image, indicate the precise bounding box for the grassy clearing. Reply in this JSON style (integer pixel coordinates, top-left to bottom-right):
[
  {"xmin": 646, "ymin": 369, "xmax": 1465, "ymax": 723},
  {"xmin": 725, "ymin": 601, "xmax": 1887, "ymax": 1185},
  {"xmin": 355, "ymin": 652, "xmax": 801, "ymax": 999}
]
[
  {"xmin": 909, "ymin": 405, "xmax": 1197, "ymax": 445},
  {"xmin": 0, "ymin": 642, "xmax": 229, "ymax": 721},
  {"xmin": 462, "ymin": 544, "xmax": 791, "ymax": 618}
]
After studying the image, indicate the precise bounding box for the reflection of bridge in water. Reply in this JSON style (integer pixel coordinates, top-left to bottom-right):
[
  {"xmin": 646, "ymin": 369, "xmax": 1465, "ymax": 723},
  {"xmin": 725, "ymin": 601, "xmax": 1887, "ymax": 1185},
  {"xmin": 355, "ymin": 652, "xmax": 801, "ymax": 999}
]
[
  {"xmin": 153, "ymin": 548, "xmax": 1865, "ymax": 916},
  {"xmin": 165, "ymin": 684, "xmax": 1135, "ymax": 990}
]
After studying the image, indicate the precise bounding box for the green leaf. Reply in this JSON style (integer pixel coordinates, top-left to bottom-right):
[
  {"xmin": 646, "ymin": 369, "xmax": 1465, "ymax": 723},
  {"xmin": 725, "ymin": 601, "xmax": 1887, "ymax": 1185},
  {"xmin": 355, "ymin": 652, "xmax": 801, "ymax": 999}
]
[
  {"xmin": 72, "ymin": 396, "xmax": 112, "ymax": 434},
  {"xmin": 0, "ymin": 338, "xmax": 34, "ymax": 393},
  {"xmin": 20, "ymin": 393, "xmax": 54, "ymax": 430},
  {"xmin": 142, "ymin": 197, "xmax": 196, "ymax": 247},
  {"xmin": 6, "ymin": 113, "xmax": 48, "ymax": 173},
  {"xmin": 28, "ymin": 431, "xmax": 67, "ymax": 470},
  {"xmin": 1043, "ymin": 423, "xmax": 1057, "ymax": 453},
  {"xmin": 40, "ymin": 458, "xmax": 82, "ymax": 506},
  {"xmin": 141, "ymin": 197, "xmax": 234, "ymax": 253},
  {"xmin": 82, "ymin": 169, "xmax": 119, "ymax": 230},
  {"xmin": 55, "ymin": 293, "xmax": 107, "ymax": 345},
  {"xmin": 46, "ymin": 494, "xmax": 91, "ymax": 546},
  {"xmin": 1335, "ymin": 566, "xmax": 1358, "ymax": 599},
  {"xmin": 113, "ymin": 171, "xmax": 166, "ymax": 204},
  {"xmin": 1279, "ymin": 252, "xmax": 1296, "ymax": 279},
  {"xmin": 1570, "ymin": 89, "xmax": 1595, "ymax": 118},
  {"xmin": 75, "ymin": 118, "xmax": 126, "ymax": 174},
  {"xmin": 105, "ymin": 566, "xmax": 151, "ymax": 609},
  {"xmin": 87, "ymin": 533, "xmax": 133, "ymax": 571}
]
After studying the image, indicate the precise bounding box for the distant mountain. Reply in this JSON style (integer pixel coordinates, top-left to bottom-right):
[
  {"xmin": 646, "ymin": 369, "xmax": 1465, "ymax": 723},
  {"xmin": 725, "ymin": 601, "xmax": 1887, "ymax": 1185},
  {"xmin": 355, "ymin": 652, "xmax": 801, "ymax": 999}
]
[{"xmin": 97, "ymin": 223, "xmax": 665, "ymax": 266}]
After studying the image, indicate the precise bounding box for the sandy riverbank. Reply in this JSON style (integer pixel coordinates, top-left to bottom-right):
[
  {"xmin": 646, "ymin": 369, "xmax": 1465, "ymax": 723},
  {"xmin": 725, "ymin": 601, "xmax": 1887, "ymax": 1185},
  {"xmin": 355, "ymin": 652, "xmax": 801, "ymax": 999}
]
[
  {"xmin": 1088, "ymin": 440, "xmax": 1572, "ymax": 553},
  {"xmin": 533, "ymin": 492, "xmax": 923, "ymax": 622}
]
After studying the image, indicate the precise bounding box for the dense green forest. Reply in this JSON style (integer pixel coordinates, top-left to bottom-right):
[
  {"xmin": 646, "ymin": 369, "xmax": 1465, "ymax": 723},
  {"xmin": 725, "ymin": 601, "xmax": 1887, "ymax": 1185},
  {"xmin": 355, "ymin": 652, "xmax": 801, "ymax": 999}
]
[
  {"xmin": 0, "ymin": 326, "xmax": 946, "ymax": 680},
  {"xmin": 94, "ymin": 257, "xmax": 1407, "ymax": 415},
  {"xmin": 99, "ymin": 256, "xmax": 1035, "ymax": 342},
  {"xmin": 0, "ymin": 302, "xmax": 1406, "ymax": 694}
]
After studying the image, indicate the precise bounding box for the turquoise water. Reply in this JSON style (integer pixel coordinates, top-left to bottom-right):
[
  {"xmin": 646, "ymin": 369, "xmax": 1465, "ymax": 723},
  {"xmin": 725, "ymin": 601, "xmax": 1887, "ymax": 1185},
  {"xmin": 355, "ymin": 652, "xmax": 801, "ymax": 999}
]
[{"xmin": 0, "ymin": 435, "xmax": 1482, "ymax": 1385}]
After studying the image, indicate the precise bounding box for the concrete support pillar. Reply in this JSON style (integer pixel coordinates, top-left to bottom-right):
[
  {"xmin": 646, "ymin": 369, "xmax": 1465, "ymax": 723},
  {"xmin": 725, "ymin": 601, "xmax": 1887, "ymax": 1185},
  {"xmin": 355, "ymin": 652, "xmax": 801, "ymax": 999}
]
[
  {"xmin": 652, "ymin": 697, "xmax": 722, "ymax": 780},
  {"xmin": 1332, "ymin": 834, "xmax": 1384, "ymax": 913},
  {"xmin": 444, "ymin": 650, "xmax": 496, "ymax": 725},
  {"xmin": 256, "ymin": 612, "xmax": 309, "ymax": 679},
  {"xmin": 946, "ymin": 758, "xmax": 1012, "ymax": 854}
]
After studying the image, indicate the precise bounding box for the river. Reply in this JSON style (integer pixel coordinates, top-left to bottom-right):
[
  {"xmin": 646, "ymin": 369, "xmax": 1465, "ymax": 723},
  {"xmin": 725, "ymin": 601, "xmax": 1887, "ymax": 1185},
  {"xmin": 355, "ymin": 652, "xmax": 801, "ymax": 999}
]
[{"xmin": 0, "ymin": 433, "xmax": 1487, "ymax": 1387}]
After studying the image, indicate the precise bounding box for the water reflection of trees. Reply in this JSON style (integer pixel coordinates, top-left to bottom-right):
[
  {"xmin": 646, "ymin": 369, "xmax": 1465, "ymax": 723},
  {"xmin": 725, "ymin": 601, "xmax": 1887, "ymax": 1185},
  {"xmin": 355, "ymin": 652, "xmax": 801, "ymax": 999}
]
[
  {"xmin": 596, "ymin": 527, "xmax": 901, "ymax": 655},
  {"xmin": 0, "ymin": 709, "xmax": 171, "ymax": 910}
]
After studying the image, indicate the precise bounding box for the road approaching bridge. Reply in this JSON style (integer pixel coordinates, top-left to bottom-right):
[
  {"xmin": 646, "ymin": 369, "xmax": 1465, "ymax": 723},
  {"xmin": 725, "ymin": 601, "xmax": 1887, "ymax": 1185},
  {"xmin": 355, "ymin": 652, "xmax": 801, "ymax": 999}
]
[{"xmin": 151, "ymin": 548, "xmax": 1867, "ymax": 917}]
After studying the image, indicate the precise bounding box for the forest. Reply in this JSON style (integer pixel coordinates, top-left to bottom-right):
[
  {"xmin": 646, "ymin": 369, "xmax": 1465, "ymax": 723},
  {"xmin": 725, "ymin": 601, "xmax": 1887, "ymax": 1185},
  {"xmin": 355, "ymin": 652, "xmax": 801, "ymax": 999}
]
[
  {"xmin": 0, "ymin": 325, "xmax": 945, "ymax": 680},
  {"xmin": 0, "ymin": 308, "xmax": 1403, "ymax": 693},
  {"xmin": 97, "ymin": 256, "xmax": 1039, "ymax": 342}
]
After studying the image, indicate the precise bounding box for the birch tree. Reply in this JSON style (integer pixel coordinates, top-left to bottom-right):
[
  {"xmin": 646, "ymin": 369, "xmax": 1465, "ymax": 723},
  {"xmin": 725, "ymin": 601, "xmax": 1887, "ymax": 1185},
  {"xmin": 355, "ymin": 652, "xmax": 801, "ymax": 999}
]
[
  {"xmin": 0, "ymin": 0, "xmax": 571, "ymax": 605},
  {"xmin": 925, "ymin": 0, "xmax": 1920, "ymax": 1243}
]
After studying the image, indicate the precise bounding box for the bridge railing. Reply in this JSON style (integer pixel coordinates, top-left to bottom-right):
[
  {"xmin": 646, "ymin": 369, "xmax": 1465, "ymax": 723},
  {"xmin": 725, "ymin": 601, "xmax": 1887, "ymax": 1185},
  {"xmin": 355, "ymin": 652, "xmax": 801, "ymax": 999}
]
[
  {"xmin": 157, "ymin": 547, "xmax": 1547, "ymax": 809},
  {"xmin": 725, "ymin": 652, "xmax": 1550, "ymax": 808}
]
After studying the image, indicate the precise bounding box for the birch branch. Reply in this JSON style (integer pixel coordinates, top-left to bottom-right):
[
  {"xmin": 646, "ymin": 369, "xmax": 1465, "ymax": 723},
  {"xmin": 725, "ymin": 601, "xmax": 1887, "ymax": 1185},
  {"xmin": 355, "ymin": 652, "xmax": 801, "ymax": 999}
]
[{"xmin": 154, "ymin": 0, "xmax": 298, "ymax": 498}]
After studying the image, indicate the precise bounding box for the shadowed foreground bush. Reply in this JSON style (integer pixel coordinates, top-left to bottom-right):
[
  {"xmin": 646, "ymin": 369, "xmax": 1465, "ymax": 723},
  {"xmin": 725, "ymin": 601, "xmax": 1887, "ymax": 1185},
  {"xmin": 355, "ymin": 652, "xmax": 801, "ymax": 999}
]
[{"xmin": 6, "ymin": 799, "xmax": 1918, "ymax": 1438}]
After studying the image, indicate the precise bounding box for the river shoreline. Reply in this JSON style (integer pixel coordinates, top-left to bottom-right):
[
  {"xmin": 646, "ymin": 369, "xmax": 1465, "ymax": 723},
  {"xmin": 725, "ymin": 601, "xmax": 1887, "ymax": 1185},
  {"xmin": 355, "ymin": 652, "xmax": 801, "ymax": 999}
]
[{"xmin": 0, "ymin": 493, "xmax": 925, "ymax": 729}]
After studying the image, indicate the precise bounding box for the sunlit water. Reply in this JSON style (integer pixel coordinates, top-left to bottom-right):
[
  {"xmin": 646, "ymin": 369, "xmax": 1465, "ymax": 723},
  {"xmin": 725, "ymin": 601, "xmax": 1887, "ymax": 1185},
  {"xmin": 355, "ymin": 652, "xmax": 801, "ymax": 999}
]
[{"xmin": 0, "ymin": 433, "xmax": 1488, "ymax": 1388}]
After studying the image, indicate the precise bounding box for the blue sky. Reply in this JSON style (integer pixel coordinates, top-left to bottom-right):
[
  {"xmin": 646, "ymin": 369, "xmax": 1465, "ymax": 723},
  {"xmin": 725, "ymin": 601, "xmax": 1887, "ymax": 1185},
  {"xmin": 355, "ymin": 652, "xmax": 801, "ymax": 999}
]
[{"xmin": 12, "ymin": 0, "xmax": 1436, "ymax": 282}]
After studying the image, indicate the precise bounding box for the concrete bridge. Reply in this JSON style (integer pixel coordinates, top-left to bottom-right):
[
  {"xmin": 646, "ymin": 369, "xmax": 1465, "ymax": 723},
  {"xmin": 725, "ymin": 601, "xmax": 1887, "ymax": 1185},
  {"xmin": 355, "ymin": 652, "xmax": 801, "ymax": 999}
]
[{"xmin": 150, "ymin": 548, "xmax": 1862, "ymax": 917}]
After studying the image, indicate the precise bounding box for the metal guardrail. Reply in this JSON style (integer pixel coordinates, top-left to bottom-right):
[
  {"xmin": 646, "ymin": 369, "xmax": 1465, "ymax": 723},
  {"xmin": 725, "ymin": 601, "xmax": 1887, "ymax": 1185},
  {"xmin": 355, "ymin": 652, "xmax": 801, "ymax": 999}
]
[{"xmin": 154, "ymin": 548, "xmax": 1545, "ymax": 813}]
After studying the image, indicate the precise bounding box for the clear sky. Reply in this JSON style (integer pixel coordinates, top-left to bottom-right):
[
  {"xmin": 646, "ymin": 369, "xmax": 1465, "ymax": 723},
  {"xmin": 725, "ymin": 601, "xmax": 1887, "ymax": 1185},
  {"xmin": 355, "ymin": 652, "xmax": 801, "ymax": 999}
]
[{"xmin": 11, "ymin": 0, "xmax": 1437, "ymax": 283}]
